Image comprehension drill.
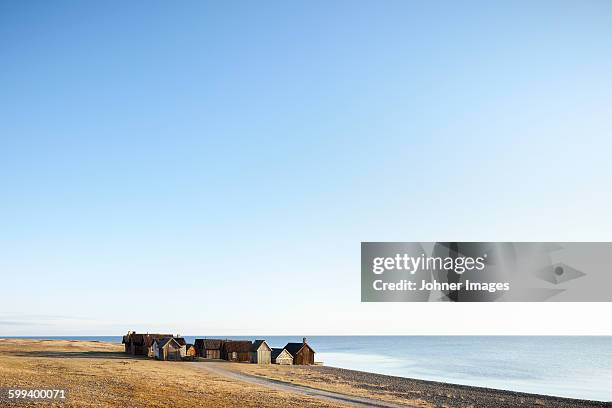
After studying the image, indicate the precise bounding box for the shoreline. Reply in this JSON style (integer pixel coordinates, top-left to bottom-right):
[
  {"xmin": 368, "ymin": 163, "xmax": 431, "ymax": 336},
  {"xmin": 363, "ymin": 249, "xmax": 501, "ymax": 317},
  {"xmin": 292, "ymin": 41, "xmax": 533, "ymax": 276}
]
[
  {"xmin": 315, "ymin": 353, "xmax": 604, "ymax": 401},
  {"xmin": 0, "ymin": 339, "xmax": 609, "ymax": 407},
  {"xmin": 223, "ymin": 360, "xmax": 610, "ymax": 408}
]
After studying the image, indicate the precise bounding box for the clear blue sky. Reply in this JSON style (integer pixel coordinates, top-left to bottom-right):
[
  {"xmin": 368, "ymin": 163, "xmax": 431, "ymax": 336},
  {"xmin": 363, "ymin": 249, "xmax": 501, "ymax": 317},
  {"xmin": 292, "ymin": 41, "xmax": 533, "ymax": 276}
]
[{"xmin": 1, "ymin": 1, "xmax": 611, "ymax": 335}]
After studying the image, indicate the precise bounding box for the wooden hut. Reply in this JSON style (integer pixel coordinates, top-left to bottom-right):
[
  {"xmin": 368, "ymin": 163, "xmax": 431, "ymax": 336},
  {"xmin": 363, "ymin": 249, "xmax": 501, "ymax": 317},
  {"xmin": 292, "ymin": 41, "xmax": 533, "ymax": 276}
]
[
  {"xmin": 152, "ymin": 337, "xmax": 182, "ymax": 361},
  {"xmin": 250, "ymin": 340, "xmax": 271, "ymax": 364},
  {"xmin": 145, "ymin": 334, "xmax": 175, "ymax": 357},
  {"xmin": 284, "ymin": 338, "xmax": 315, "ymax": 365},
  {"xmin": 122, "ymin": 332, "xmax": 172, "ymax": 356},
  {"xmin": 174, "ymin": 337, "xmax": 187, "ymax": 358},
  {"xmin": 185, "ymin": 344, "xmax": 197, "ymax": 360},
  {"xmin": 271, "ymin": 348, "xmax": 293, "ymax": 365},
  {"xmin": 195, "ymin": 339, "xmax": 224, "ymax": 359},
  {"xmin": 123, "ymin": 332, "xmax": 148, "ymax": 355},
  {"xmin": 222, "ymin": 340, "xmax": 251, "ymax": 362}
]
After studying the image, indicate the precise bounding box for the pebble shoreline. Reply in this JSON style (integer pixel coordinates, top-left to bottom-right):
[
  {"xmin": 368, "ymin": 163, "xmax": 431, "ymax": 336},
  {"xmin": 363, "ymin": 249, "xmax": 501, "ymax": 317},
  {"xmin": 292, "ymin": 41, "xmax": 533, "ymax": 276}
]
[{"xmin": 307, "ymin": 365, "xmax": 610, "ymax": 408}]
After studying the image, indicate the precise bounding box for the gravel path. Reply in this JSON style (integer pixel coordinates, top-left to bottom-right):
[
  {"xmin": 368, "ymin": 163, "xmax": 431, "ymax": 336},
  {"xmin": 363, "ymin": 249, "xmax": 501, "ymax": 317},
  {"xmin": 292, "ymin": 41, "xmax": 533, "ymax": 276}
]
[{"xmin": 196, "ymin": 362, "xmax": 414, "ymax": 408}]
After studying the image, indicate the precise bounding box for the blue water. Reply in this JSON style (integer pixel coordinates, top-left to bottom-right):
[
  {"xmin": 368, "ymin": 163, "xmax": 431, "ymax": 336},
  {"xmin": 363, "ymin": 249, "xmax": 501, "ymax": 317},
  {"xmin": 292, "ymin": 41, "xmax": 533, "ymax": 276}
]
[{"xmin": 5, "ymin": 335, "xmax": 611, "ymax": 401}]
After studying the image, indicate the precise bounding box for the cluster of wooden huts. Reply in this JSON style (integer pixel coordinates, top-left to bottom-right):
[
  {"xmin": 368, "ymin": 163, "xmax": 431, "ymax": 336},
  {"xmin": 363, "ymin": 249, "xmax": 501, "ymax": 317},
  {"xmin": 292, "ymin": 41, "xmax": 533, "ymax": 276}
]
[
  {"xmin": 122, "ymin": 332, "xmax": 316, "ymax": 365},
  {"xmin": 121, "ymin": 332, "xmax": 192, "ymax": 361}
]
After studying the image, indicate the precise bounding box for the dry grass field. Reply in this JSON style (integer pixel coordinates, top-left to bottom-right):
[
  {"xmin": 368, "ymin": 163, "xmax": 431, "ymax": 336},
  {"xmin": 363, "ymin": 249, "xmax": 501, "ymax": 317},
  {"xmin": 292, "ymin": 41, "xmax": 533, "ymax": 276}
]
[{"xmin": 0, "ymin": 339, "xmax": 345, "ymax": 408}]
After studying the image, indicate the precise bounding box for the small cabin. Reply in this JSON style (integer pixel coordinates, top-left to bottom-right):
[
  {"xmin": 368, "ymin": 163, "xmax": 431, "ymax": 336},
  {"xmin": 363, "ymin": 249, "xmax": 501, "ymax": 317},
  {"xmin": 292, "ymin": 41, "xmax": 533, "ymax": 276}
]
[
  {"xmin": 122, "ymin": 332, "xmax": 173, "ymax": 356},
  {"xmin": 223, "ymin": 340, "xmax": 251, "ymax": 362},
  {"xmin": 271, "ymin": 348, "xmax": 293, "ymax": 365},
  {"xmin": 250, "ymin": 340, "xmax": 271, "ymax": 364},
  {"xmin": 153, "ymin": 337, "xmax": 182, "ymax": 361},
  {"xmin": 284, "ymin": 338, "xmax": 315, "ymax": 365},
  {"xmin": 195, "ymin": 339, "xmax": 224, "ymax": 359},
  {"xmin": 174, "ymin": 337, "xmax": 188, "ymax": 358},
  {"xmin": 145, "ymin": 334, "xmax": 176, "ymax": 357},
  {"xmin": 185, "ymin": 344, "xmax": 197, "ymax": 360}
]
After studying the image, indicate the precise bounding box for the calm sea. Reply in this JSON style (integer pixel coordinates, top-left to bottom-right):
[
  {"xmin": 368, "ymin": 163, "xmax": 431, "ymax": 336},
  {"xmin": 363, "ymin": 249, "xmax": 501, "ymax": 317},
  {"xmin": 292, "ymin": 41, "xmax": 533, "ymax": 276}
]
[{"xmin": 5, "ymin": 335, "xmax": 611, "ymax": 401}]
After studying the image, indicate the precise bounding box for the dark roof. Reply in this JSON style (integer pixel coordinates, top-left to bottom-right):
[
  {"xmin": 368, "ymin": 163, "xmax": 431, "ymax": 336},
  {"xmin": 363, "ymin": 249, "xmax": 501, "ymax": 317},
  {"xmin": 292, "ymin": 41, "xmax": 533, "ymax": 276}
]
[
  {"xmin": 156, "ymin": 337, "xmax": 179, "ymax": 349},
  {"xmin": 284, "ymin": 342, "xmax": 315, "ymax": 357},
  {"xmin": 250, "ymin": 340, "xmax": 270, "ymax": 352},
  {"xmin": 283, "ymin": 343, "xmax": 302, "ymax": 356},
  {"xmin": 195, "ymin": 339, "xmax": 224, "ymax": 350},
  {"xmin": 123, "ymin": 333, "xmax": 173, "ymax": 347},
  {"xmin": 224, "ymin": 340, "xmax": 252, "ymax": 353},
  {"xmin": 129, "ymin": 333, "xmax": 146, "ymax": 345},
  {"xmin": 144, "ymin": 334, "xmax": 174, "ymax": 347},
  {"xmin": 271, "ymin": 348, "xmax": 285, "ymax": 359},
  {"xmin": 174, "ymin": 337, "xmax": 186, "ymax": 346}
]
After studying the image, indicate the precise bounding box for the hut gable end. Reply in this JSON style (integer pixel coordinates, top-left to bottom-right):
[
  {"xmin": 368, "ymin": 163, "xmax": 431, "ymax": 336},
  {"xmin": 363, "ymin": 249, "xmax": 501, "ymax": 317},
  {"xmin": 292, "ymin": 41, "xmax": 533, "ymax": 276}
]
[
  {"xmin": 284, "ymin": 341, "xmax": 315, "ymax": 365},
  {"xmin": 250, "ymin": 340, "xmax": 271, "ymax": 352},
  {"xmin": 271, "ymin": 348, "xmax": 293, "ymax": 365}
]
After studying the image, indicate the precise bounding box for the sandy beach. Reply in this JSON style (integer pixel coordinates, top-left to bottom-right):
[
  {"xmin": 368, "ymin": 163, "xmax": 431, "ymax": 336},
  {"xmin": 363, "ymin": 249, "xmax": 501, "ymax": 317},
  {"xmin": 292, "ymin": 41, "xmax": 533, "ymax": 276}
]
[{"xmin": 0, "ymin": 339, "xmax": 608, "ymax": 407}]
